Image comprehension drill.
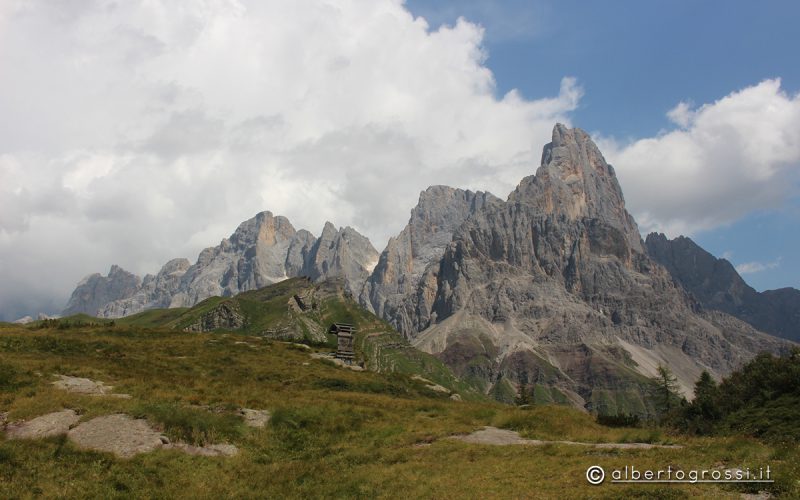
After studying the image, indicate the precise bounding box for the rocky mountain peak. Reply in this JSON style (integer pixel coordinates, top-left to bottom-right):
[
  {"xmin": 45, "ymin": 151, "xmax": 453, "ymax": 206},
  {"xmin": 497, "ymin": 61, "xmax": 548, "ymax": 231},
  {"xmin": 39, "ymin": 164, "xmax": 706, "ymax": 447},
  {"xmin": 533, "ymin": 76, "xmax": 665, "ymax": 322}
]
[
  {"xmin": 229, "ymin": 211, "xmax": 296, "ymax": 250},
  {"xmin": 319, "ymin": 221, "xmax": 338, "ymax": 241},
  {"xmin": 360, "ymin": 185, "xmax": 500, "ymax": 330},
  {"xmin": 63, "ymin": 265, "xmax": 142, "ymax": 317},
  {"xmin": 510, "ymin": 123, "xmax": 642, "ymax": 252},
  {"xmin": 305, "ymin": 222, "xmax": 379, "ymax": 291},
  {"xmin": 158, "ymin": 258, "xmax": 191, "ymax": 277},
  {"xmin": 65, "ymin": 213, "xmax": 377, "ymax": 318}
]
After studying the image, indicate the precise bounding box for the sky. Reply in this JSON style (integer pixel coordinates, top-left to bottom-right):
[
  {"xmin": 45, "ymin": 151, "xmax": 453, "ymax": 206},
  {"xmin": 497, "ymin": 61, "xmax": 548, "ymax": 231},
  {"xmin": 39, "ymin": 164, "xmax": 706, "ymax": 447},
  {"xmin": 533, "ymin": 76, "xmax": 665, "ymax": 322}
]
[{"xmin": 1, "ymin": 0, "xmax": 799, "ymax": 320}]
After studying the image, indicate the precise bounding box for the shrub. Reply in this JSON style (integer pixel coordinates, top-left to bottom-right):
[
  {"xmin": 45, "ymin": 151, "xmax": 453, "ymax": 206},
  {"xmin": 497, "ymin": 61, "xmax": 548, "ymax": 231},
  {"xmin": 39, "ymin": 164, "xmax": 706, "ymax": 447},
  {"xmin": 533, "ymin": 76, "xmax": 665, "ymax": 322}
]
[
  {"xmin": 597, "ymin": 412, "xmax": 641, "ymax": 428},
  {"xmin": 0, "ymin": 363, "xmax": 17, "ymax": 390}
]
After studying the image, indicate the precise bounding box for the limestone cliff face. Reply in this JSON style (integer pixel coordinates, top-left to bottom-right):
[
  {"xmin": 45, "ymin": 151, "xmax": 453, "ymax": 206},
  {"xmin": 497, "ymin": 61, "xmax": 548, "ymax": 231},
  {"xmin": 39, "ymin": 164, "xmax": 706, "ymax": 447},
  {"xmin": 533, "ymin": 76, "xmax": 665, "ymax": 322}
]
[
  {"xmin": 99, "ymin": 258, "xmax": 190, "ymax": 317},
  {"xmin": 359, "ymin": 186, "xmax": 501, "ymax": 333},
  {"xmin": 64, "ymin": 212, "xmax": 377, "ymax": 318},
  {"xmin": 508, "ymin": 125, "xmax": 643, "ymax": 253},
  {"xmin": 170, "ymin": 212, "xmax": 299, "ymax": 307},
  {"xmin": 63, "ymin": 265, "xmax": 141, "ymax": 317},
  {"xmin": 305, "ymin": 222, "xmax": 379, "ymax": 294},
  {"xmin": 393, "ymin": 124, "xmax": 789, "ymax": 412},
  {"xmin": 646, "ymin": 233, "xmax": 800, "ymax": 342}
]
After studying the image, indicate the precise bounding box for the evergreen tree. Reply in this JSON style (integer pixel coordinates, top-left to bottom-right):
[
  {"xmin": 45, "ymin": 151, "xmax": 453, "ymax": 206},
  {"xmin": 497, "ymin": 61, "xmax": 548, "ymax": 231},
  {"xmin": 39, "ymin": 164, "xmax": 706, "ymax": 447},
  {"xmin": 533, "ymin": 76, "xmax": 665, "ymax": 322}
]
[
  {"xmin": 683, "ymin": 370, "xmax": 721, "ymax": 434},
  {"xmin": 651, "ymin": 364, "xmax": 680, "ymax": 418},
  {"xmin": 515, "ymin": 383, "xmax": 534, "ymax": 406},
  {"xmin": 692, "ymin": 371, "xmax": 720, "ymax": 418}
]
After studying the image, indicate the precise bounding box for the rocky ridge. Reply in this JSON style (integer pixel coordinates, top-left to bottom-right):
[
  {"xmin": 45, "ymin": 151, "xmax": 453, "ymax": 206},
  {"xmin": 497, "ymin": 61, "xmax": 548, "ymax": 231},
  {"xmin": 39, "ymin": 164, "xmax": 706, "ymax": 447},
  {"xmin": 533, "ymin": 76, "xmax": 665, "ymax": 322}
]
[
  {"xmin": 61, "ymin": 123, "xmax": 793, "ymax": 416},
  {"xmin": 645, "ymin": 233, "xmax": 800, "ymax": 342},
  {"xmin": 360, "ymin": 185, "xmax": 501, "ymax": 334},
  {"xmin": 365, "ymin": 124, "xmax": 790, "ymax": 413},
  {"xmin": 65, "ymin": 213, "xmax": 378, "ymax": 318},
  {"xmin": 63, "ymin": 265, "xmax": 141, "ymax": 317}
]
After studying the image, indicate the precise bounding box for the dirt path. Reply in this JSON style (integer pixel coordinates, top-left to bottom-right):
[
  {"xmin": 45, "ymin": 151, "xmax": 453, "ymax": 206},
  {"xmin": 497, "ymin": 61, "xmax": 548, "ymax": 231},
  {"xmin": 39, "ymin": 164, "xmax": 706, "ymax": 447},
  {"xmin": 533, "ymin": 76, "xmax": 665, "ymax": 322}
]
[{"xmin": 450, "ymin": 426, "xmax": 682, "ymax": 449}]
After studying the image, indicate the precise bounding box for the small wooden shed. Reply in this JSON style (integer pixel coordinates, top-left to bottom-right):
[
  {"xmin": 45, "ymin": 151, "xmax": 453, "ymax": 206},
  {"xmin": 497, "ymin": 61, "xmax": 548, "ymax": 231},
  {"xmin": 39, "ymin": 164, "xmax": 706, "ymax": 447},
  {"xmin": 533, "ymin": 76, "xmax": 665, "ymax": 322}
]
[{"xmin": 330, "ymin": 323, "xmax": 355, "ymax": 363}]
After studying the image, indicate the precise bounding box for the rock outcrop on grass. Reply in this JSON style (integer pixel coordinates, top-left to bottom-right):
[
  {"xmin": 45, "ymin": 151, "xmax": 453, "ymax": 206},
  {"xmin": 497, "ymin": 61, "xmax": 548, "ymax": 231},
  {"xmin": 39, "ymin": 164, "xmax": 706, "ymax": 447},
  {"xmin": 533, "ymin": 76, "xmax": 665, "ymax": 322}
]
[
  {"xmin": 239, "ymin": 408, "xmax": 271, "ymax": 428},
  {"xmin": 4, "ymin": 409, "xmax": 242, "ymax": 459},
  {"xmin": 68, "ymin": 414, "xmax": 167, "ymax": 458},
  {"xmin": 4, "ymin": 409, "xmax": 80, "ymax": 440},
  {"xmin": 52, "ymin": 375, "xmax": 131, "ymax": 399},
  {"xmin": 67, "ymin": 413, "xmax": 240, "ymax": 458}
]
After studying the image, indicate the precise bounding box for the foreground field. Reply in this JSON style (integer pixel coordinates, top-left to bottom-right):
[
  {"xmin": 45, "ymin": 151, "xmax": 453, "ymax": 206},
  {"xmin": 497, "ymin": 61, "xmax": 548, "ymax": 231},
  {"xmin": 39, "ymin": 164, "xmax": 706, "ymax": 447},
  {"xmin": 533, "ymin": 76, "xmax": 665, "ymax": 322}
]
[{"xmin": 1, "ymin": 324, "xmax": 797, "ymax": 499}]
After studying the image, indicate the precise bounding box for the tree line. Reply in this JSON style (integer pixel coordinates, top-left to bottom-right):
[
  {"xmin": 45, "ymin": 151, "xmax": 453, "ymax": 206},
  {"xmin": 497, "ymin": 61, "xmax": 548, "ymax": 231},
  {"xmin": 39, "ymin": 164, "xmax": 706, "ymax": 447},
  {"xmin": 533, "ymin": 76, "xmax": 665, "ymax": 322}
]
[{"xmin": 646, "ymin": 348, "xmax": 800, "ymax": 443}]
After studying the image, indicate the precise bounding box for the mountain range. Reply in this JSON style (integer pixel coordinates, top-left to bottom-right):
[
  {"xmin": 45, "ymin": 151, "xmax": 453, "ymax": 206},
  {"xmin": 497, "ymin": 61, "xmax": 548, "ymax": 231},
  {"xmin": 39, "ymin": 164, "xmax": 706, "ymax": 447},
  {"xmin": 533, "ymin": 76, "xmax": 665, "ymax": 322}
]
[
  {"xmin": 63, "ymin": 215, "xmax": 379, "ymax": 318},
  {"xmin": 62, "ymin": 124, "xmax": 797, "ymax": 413}
]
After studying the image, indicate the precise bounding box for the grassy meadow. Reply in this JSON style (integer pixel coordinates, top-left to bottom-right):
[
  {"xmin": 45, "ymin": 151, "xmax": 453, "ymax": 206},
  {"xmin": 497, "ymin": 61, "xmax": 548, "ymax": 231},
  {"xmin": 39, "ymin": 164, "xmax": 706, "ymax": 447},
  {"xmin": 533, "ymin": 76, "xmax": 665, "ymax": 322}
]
[{"xmin": 1, "ymin": 322, "xmax": 797, "ymax": 499}]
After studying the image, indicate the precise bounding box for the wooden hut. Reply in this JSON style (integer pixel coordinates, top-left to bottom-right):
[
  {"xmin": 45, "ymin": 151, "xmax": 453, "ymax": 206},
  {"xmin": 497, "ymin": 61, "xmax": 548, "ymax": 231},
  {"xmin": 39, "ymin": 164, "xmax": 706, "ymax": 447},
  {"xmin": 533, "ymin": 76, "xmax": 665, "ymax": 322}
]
[{"xmin": 330, "ymin": 323, "xmax": 355, "ymax": 363}]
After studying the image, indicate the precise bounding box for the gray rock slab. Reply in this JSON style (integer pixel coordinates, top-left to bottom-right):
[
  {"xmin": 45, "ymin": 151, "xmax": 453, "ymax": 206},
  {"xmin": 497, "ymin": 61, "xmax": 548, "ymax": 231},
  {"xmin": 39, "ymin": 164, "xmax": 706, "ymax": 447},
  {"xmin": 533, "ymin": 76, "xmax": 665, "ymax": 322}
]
[{"xmin": 5, "ymin": 409, "xmax": 80, "ymax": 440}]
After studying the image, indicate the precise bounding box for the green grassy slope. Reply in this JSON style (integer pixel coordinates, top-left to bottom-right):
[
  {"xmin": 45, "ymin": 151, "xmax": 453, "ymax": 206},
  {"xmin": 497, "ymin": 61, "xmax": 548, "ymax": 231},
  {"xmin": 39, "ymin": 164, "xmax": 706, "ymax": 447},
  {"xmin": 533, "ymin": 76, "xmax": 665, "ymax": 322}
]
[
  {"xmin": 1, "ymin": 325, "xmax": 797, "ymax": 498},
  {"xmin": 40, "ymin": 278, "xmax": 486, "ymax": 398}
]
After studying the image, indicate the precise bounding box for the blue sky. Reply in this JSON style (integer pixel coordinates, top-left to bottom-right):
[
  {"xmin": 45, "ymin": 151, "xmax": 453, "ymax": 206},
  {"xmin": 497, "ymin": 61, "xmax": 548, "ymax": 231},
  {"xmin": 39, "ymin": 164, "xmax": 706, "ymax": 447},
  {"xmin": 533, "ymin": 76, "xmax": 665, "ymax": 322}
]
[{"xmin": 407, "ymin": 0, "xmax": 800, "ymax": 291}]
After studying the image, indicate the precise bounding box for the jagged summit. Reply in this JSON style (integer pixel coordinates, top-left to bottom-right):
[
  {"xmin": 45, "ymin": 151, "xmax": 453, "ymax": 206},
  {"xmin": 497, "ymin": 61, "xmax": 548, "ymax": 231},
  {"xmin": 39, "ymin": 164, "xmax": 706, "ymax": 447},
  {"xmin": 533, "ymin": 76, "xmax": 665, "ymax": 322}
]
[
  {"xmin": 360, "ymin": 185, "xmax": 500, "ymax": 332},
  {"xmin": 357, "ymin": 124, "xmax": 788, "ymax": 411},
  {"xmin": 228, "ymin": 211, "xmax": 296, "ymax": 250},
  {"xmin": 63, "ymin": 265, "xmax": 141, "ymax": 317},
  {"xmin": 509, "ymin": 124, "xmax": 642, "ymax": 252},
  {"xmin": 65, "ymin": 213, "xmax": 378, "ymax": 318},
  {"xmin": 62, "ymin": 124, "xmax": 792, "ymax": 414}
]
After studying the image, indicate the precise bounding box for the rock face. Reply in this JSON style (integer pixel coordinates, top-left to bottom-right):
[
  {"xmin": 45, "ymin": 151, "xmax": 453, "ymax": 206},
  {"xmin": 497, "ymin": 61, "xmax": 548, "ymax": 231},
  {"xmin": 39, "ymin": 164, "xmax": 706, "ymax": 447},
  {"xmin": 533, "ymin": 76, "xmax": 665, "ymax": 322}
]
[
  {"xmin": 64, "ymin": 212, "xmax": 378, "ymax": 318},
  {"xmin": 99, "ymin": 258, "xmax": 191, "ymax": 317},
  {"xmin": 646, "ymin": 233, "xmax": 800, "ymax": 342},
  {"xmin": 375, "ymin": 124, "xmax": 789, "ymax": 413},
  {"xmin": 306, "ymin": 222, "xmax": 380, "ymax": 294},
  {"xmin": 183, "ymin": 301, "xmax": 246, "ymax": 332},
  {"xmin": 360, "ymin": 186, "xmax": 500, "ymax": 333},
  {"xmin": 63, "ymin": 265, "xmax": 141, "ymax": 317}
]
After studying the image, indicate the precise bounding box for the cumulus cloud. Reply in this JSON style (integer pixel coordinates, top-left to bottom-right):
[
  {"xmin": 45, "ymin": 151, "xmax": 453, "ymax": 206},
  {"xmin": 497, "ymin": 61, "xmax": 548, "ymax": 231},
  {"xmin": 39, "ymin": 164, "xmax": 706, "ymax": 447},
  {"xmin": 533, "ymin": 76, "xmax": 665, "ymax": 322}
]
[
  {"xmin": 600, "ymin": 79, "xmax": 800, "ymax": 236},
  {"xmin": 0, "ymin": 0, "xmax": 578, "ymax": 319},
  {"xmin": 736, "ymin": 258, "xmax": 782, "ymax": 275}
]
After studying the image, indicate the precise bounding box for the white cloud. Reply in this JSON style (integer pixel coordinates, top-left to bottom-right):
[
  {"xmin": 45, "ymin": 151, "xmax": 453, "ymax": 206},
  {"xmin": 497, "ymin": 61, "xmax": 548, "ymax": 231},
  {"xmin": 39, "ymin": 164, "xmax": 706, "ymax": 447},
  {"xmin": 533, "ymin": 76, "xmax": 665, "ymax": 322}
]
[
  {"xmin": 736, "ymin": 258, "xmax": 782, "ymax": 275},
  {"xmin": 0, "ymin": 0, "xmax": 579, "ymax": 319},
  {"xmin": 600, "ymin": 79, "xmax": 800, "ymax": 236}
]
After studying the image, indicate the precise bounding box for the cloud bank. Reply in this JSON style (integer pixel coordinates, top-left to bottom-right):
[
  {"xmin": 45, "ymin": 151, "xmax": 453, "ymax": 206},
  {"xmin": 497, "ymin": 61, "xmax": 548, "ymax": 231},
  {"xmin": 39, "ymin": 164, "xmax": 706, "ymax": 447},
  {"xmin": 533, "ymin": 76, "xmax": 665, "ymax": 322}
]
[
  {"xmin": 602, "ymin": 79, "xmax": 800, "ymax": 236},
  {"xmin": 0, "ymin": 0, "xmax": 579, "ymax": 319},
  {"xmin": 1, "ymin": 2, "xmax": 798, "ymax": 320}
]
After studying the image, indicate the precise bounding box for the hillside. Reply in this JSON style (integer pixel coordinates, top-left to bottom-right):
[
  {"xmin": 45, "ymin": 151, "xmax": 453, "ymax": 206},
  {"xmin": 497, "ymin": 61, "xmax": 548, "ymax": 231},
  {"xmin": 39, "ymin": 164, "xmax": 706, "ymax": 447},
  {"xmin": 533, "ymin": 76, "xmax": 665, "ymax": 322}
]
[
  {"xmin": 1, "ymin": 320, "xmax": 797, "ymax": 498},
  {"xmin": 108, "ymin": 277, "xmax": 481, "ymax": 400}
]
